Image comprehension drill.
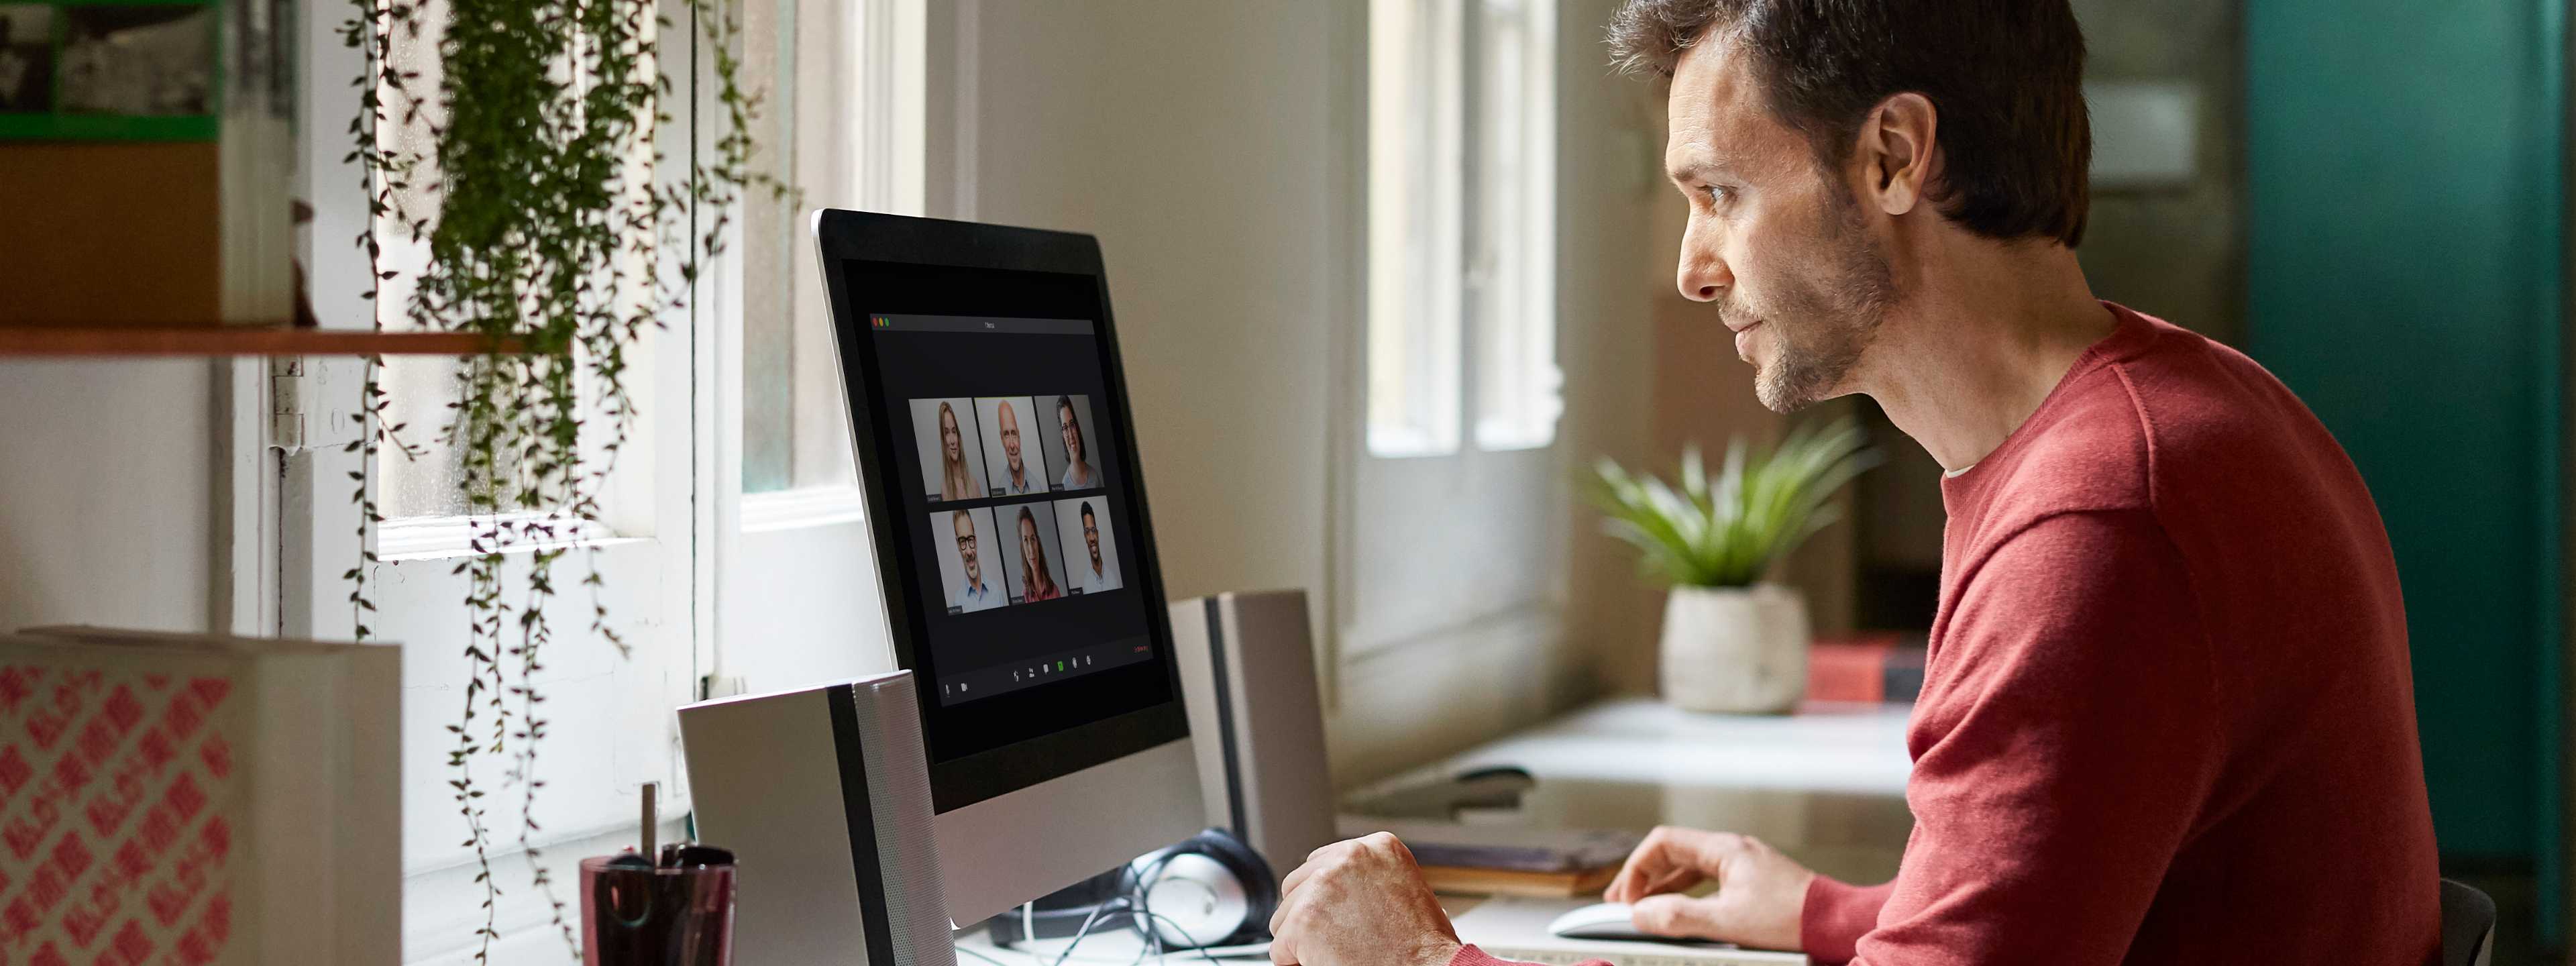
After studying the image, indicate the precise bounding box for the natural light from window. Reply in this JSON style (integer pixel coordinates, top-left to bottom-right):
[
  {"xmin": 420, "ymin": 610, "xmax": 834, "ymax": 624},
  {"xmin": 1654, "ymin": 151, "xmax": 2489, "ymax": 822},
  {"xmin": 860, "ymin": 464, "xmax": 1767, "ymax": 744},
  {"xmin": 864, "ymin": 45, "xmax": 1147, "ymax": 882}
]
[{"xmin": 1366, "ymin": 0, "xmax": 1558, "ymax": 459}]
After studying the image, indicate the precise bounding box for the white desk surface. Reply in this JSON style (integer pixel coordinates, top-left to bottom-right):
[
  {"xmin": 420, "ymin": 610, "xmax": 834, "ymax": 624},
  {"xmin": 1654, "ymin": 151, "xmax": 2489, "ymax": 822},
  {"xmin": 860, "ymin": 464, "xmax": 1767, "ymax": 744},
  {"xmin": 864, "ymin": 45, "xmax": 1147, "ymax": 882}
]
[
  {"xmin": 1344, "ymin": 697, "xmax": 1917, "ymax": 886},
  {"xmin": 1349, "ymin": 697, "xmax": 1913, "ymax": 798},
  {"xmin": 953, "ymin": 894, "xmax": 1805, "ymax": 966},
  {"xmin": 952, "ymin": 928, "xmax": 1256, "ymax": 966},
  {"xmin": 955, "ymin": 698, "xmax": 1914, "ymax": 966}
]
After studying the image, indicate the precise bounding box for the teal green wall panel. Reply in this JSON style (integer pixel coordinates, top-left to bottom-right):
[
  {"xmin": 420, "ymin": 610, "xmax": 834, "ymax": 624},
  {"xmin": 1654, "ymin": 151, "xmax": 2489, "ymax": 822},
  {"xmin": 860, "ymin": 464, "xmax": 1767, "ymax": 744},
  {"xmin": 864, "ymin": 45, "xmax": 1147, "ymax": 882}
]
[
  {"xmin": 2245, "ymin": 0, "xmax": 2563, "ymax": 896},
  {"xmin": 2536, "ymin": 0, "xmax": 2569, "ymax": 938}
]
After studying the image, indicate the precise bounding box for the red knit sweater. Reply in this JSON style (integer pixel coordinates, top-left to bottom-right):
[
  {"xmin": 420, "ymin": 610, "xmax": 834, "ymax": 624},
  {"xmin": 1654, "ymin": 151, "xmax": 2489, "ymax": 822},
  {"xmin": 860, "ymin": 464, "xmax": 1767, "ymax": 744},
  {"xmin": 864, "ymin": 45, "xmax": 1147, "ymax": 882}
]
[{"xmin": 1456, "ymin": 303, "xmax": 2440, "ymax": 966}]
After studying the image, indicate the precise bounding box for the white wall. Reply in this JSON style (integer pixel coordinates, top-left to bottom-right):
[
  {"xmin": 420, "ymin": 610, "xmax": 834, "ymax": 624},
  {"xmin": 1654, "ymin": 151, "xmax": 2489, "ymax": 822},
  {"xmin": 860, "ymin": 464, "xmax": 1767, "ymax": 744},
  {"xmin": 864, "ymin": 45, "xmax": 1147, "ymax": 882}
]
[
  {"xmin": 956, "ymin": 0, "xmax": 1665, "ymax": 787},
  {"xmin": 955, "ymin": 0, "xmax": 1376, "ymax": 784},
  {"xmin": 0, "ymin": 360, "xmax": 216, "ymax": 633},
  {"xmin": 959, "ymin": 0, "xmax": 1341, "ymax": 617}
]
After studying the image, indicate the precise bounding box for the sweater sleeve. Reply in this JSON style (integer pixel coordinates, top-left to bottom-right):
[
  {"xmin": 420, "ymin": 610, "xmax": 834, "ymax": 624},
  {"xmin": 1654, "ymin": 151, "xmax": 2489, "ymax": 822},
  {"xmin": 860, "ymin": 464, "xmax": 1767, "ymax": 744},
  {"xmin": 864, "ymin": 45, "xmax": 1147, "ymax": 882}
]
[
  {"xmin": 1851, "ymin": 509, "xmax": 2222, "ymax": 966},
  {"xmin": 1802, "ymin": 876, "xmax": 1895, "ymax": 964}
]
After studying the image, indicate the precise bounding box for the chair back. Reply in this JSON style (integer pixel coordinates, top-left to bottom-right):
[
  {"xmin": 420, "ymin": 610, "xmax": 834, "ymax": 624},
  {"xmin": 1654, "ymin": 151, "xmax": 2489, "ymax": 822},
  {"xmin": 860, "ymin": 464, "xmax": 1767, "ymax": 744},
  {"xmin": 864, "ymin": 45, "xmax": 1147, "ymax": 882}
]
[{"xmin": 2439, "ymin": 878, "xmax": 2496, "ymax": 966}]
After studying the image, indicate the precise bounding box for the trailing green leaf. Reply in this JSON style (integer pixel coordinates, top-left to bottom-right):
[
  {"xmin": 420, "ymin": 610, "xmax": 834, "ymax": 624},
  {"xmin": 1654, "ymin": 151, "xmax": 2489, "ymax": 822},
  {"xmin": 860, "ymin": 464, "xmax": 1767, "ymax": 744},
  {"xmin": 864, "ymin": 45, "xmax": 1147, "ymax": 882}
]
[{"xmin": 343, "ymin": 0, "xmax": 785, "ymax": 959}]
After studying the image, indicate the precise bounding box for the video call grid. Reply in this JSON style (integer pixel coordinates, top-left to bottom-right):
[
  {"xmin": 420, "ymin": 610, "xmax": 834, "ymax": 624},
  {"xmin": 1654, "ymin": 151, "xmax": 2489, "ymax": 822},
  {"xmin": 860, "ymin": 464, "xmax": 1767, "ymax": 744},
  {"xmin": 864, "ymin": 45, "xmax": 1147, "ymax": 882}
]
[
  {"xmin": 917, "ymin": 392, "xmax": 1111, "ymax": 505},
  {"xmin": 930, "ymin": 494, "xmax": 1127, "ymax": 616}
]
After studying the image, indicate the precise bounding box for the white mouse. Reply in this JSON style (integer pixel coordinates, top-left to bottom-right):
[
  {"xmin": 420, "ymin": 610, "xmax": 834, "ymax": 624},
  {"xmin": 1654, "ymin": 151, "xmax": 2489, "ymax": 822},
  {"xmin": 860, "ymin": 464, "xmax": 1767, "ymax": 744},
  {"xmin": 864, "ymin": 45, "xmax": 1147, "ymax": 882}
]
[{"xmin": 1545, "ymin": 902, "xmax": 1660, "ymax": 942}]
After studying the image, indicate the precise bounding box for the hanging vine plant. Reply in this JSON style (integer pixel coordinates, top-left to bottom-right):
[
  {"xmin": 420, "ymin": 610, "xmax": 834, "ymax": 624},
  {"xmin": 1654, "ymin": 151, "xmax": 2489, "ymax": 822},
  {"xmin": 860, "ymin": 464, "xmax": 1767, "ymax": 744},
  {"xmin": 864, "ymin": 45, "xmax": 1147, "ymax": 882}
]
[{"xmin": 339, "ymin": 0, "xmax": 777, "ymax": 957}]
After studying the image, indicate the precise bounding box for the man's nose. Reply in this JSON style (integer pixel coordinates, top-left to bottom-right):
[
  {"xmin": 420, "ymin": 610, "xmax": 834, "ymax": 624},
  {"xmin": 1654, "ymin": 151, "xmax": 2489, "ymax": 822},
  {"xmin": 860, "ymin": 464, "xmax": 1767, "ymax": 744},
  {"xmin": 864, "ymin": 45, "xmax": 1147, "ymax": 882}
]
[
  {"xmin": 1678, "ymin": 254, "xmax": 1729, "ymax": 303},
  {"xmin": 1676, "ymin": 219, "xmax": 1731, "ymax": 302}
]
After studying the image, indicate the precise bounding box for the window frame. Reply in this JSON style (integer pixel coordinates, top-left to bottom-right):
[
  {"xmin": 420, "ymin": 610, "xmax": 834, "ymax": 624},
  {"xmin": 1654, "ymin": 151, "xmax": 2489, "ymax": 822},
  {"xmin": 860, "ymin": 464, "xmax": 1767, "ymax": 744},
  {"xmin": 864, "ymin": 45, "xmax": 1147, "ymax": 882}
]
[{"xmin": 702, "ymin": 0, "xmax": 930, "ymax": 704}]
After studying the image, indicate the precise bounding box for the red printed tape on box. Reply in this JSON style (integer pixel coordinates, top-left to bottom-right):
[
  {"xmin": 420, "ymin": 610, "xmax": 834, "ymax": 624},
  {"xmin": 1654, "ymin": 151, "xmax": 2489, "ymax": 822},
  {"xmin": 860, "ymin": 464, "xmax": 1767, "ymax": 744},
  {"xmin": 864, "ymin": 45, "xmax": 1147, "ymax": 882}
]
[{"xmin": 0, "ymin": 665, "xmax": 235, "ymax": 964}]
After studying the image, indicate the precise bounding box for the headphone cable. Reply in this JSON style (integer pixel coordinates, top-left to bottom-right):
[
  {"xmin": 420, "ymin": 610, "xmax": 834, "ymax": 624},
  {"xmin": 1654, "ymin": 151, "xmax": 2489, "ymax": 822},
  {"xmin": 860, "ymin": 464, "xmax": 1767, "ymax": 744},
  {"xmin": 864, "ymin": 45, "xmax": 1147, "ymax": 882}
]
[
  {"xmin": 1052, "ymin": 896, "xmax": 1134, "ymax": 966},
  {"xmin": 1137, "ymin": 909, "xmax": 1253, "ymax": 964}
]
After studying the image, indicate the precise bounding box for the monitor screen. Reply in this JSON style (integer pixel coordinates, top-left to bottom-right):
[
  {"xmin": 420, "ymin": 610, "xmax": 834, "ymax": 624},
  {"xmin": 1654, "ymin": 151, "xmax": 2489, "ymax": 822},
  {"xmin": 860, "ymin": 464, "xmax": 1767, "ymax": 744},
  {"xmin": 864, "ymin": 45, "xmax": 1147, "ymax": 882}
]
[{"xmin": 830, "ymin": 256, "xmax": 1185, "ymax": 807}]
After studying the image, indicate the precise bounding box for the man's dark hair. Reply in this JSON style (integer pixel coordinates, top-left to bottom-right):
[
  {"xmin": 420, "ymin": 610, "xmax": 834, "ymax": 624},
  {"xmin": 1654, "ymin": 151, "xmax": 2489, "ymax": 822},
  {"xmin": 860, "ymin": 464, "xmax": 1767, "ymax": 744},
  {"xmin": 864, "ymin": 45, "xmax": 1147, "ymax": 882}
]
[
  {"xmin": 1080, "ymin": 502, "xmax": 1095, "ymax": 523},
  {"xmin": 1607, "ymin": 0, "xmax": 2090, "ymax": 247}
]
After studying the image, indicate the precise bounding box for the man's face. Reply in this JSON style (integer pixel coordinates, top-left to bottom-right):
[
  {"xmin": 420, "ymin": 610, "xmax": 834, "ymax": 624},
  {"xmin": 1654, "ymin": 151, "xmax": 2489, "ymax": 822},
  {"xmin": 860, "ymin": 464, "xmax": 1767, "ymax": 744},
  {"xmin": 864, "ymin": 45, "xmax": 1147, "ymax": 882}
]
[
  {"xmin": 1665, "ymin": 40, "xmax": 1894, "ymax": 413},
  {"xmin": 955, "ymin": 513, "xmax": 981, "ymax": 584},
  {"xmin": 998, "ymin": 402, "xmax": 1024, "ymax": 475},
  {"xmin": 1082, "ymin": 511, "xmax": 1100, "ymax": 567}
]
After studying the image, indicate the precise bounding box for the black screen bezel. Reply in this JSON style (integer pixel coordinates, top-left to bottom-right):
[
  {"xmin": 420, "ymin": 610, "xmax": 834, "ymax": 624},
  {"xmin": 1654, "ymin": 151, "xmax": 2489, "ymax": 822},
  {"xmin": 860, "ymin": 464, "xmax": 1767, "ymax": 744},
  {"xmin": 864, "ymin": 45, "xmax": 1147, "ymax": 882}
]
[{"xmin": 812, "ymin": 209, "xmax": 1192, "ymax": 812}]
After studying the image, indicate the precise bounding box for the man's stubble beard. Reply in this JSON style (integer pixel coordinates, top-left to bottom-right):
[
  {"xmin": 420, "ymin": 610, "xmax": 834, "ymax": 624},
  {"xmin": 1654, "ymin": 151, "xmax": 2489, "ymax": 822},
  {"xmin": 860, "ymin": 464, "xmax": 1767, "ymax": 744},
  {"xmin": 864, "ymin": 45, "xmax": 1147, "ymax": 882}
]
[{"xmin": 1746, "ymin": 184, "xmax": 1896, "ymax": 414}]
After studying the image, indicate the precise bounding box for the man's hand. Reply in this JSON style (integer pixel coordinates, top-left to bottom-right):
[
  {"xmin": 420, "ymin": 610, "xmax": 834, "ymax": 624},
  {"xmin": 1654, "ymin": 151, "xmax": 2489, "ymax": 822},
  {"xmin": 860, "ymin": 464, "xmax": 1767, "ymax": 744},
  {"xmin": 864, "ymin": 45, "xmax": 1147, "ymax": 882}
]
[
  {"xmin": 1601, "ymin": 826, "xmax": 1815, "ymax": 951},
  {"xmin": 1268, "ymin": 832, "xmax": 1462, "ymax": 966}
]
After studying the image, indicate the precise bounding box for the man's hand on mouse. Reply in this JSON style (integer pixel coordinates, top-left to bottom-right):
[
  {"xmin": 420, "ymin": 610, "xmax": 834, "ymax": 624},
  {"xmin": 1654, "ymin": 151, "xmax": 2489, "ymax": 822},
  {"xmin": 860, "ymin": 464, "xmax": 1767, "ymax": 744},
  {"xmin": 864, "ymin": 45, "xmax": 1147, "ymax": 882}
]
[
  {"xmin": 1601, "ymin": 826, "xmax": 1814, "ymax": 951},
  {"xmin": 1268, "ymin": 832, "xmax": 1461, "ymax": 966}
]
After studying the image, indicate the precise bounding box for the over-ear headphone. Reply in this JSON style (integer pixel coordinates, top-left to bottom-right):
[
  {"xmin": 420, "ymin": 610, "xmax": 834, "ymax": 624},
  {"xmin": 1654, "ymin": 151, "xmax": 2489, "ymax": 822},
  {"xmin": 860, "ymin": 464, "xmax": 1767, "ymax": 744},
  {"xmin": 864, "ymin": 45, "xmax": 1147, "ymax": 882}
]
[
  {"xmin": 985, "ymin": 826, "xmax": 1277, "ymax": 951},
  {"xmin": 1128, "ymin": 827, "xmax": 1278, "ymax": 949}
]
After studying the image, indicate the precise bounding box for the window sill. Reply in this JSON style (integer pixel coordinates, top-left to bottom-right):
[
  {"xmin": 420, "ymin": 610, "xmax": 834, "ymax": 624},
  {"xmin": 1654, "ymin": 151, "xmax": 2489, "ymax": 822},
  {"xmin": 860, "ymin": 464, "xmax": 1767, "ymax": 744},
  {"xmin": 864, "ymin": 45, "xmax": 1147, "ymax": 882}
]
[
  {"xmin": 378, "ymin": 513, "xmax": 629, "ymax": 562},
  {"xmin": 1339, "ymin": 601, "xmax": 1562, "ymax": 665},
  {"xmin": 741, "ymin": 484, "xmax": 869, "ymax": 533}
]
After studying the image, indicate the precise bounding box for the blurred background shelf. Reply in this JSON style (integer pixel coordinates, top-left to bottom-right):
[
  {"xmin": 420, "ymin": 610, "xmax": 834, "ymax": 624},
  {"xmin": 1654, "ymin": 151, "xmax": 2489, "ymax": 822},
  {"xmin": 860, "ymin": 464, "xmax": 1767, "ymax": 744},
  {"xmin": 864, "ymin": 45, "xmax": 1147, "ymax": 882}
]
[{"xmin": 0, "ymin": 326, "xmax": 529, "ymax": 357}]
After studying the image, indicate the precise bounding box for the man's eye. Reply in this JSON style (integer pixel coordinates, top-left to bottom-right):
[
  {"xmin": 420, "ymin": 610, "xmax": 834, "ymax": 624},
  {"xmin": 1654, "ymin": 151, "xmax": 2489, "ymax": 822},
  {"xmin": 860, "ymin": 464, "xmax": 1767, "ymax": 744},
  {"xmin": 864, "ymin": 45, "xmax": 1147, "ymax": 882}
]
[{"xmin": 1703, "ymin": 184, "xmax": 1735, "ymax": 205}]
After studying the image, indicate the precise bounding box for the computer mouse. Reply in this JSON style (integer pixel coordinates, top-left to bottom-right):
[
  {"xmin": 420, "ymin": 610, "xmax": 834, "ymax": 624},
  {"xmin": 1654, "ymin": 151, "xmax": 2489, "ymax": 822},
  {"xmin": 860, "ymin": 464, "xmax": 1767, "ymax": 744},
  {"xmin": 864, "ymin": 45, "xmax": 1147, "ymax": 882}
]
[
  {"xmin": 1545, "ymin": 902, "xmax": 1660, "ymax": 942},
  {"xmin": 1454, "ymin": 764, "xmax": 1535, "ymax": 786}
]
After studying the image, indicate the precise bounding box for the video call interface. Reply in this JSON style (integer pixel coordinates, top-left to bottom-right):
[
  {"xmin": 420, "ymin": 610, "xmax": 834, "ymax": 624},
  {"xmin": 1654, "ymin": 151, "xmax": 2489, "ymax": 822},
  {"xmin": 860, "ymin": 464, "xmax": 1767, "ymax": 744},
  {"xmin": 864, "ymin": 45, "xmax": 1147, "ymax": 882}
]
[
  {"xmin": 914, "ymin": 394, "xmax": 1128, "ymax": 612},
  {"xmin": 851, "ymin": 292, "xmax": 1168, "ymax": 746}
]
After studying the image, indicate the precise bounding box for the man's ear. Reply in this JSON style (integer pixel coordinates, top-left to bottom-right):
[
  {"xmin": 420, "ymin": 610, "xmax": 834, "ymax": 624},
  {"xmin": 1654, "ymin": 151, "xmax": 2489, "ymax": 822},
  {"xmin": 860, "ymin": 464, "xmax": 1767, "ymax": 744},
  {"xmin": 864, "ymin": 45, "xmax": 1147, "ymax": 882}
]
[{"xmin": 1856, "ymin": 92, "xmax": 1938, "ymax": 217}]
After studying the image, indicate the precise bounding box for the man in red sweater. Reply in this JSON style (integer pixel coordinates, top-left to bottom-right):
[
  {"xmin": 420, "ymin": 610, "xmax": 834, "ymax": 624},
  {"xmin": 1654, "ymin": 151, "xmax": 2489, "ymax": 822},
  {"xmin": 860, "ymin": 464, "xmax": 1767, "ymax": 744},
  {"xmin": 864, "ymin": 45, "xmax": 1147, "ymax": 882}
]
[{"xmin": 1266, "ymin": 1, "xmax": 2443, "ymax": 964}]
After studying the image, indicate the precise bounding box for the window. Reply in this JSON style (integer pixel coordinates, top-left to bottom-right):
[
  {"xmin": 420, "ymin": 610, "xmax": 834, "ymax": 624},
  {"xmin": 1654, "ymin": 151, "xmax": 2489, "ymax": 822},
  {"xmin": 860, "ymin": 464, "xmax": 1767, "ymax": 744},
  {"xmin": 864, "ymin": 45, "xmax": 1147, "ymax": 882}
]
[
  {"xmin": 1340, "ymin": 0, "xmax": 1564, "ymax": 664},
  {"xmin": 705, "ymin": 0, "xmax": 923, "ymax": 702},
  {"xmin": 343, "ymin": 5, "xmax": 698, "ymax": 964},
  {"xmin": 372, "ymin": 3, "xmax": 648, "ymax": 545},
  {"xmin": 1366, "ymin": 0, "xmax": 1558, "ymax": 458},
  {"xmin": 1463, "ymin": 0, "xmax": 1559, "ymax": 451},
  {"xmin": 739, "ymin": 0, "xmax": 922, "ymax": 496},
  {"xmin": 1366, "ymin": 0, "xmax": 1464, "ymax": 456},
  {"xmin": 301, "ymin": 1, "xmax": 924, "ymax": 960}
]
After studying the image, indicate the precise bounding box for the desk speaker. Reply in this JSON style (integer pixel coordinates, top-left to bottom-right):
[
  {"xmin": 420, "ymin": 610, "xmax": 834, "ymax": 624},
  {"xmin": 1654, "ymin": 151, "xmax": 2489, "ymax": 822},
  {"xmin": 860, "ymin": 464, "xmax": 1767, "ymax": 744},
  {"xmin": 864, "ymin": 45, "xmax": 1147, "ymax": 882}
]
[
  {"xmin": 1167, "ymin": 590, "xmax": 1338, "ymax": 875},
  {"xmin": 678, "ymin": 671, "xmax": 955, "ymax": 966}
]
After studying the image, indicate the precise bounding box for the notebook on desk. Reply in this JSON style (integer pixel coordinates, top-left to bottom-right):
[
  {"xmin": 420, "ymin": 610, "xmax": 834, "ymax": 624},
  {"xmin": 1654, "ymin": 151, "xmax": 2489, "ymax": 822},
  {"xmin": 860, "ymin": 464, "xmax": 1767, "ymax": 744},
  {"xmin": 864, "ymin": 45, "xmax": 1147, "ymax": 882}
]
[
  {"xmin": 1345, "ymin": 816, "xmax": 1639, "ymax": 898},
  {"xmin": 1447, "ymin": 897, "xmax": 1807, "ymax": 966}
]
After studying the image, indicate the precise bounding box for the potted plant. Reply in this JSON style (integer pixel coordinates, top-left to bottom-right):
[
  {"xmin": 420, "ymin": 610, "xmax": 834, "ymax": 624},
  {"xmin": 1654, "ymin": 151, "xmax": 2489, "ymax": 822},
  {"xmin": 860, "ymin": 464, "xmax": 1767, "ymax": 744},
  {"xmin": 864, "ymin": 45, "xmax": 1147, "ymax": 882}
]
[{"xmin": 1587, "ymin": 417, "xmax": 1875, "ymax": 714}]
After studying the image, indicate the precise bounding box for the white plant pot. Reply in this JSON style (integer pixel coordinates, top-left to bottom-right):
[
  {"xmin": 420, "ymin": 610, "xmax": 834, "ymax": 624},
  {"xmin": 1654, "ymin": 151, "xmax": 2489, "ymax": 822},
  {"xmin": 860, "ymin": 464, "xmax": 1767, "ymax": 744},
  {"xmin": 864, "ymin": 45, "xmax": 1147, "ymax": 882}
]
[{"xmin": 1659, "ymin": 584, "xmax": 1810, "ymax": 714}]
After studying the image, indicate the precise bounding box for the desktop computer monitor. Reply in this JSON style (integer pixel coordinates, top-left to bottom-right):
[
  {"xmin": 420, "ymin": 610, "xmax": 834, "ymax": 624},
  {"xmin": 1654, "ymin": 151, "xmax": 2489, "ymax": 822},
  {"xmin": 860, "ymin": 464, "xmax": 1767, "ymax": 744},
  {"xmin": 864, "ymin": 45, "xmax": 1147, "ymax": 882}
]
[{"xmin": 812, "ymin": 209, "xmax": 1208, "ymax": 926}]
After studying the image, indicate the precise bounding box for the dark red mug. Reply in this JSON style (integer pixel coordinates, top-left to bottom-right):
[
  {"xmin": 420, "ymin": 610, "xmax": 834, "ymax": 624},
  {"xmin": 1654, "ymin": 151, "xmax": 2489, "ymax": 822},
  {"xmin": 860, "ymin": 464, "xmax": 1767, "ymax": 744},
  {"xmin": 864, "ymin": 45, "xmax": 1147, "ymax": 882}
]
[{"xmin": 580, "ymin": 855, "xmax": 736, "ymax": 965}]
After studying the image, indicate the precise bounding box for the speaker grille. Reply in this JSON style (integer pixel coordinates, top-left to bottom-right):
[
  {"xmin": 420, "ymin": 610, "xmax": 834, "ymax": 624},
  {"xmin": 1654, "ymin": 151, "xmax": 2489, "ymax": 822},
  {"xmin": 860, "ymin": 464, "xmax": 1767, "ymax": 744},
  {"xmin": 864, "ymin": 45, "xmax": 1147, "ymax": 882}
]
[{"xmin": 855, "ymin": 678, "xmax": 957, "ymax": 966}]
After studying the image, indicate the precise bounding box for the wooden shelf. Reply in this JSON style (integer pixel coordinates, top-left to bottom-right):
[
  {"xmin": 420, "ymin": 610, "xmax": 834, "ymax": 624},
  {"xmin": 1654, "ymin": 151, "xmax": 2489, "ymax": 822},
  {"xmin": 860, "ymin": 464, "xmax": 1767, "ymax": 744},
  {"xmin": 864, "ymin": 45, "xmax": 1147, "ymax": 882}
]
[{"xmin": 0, "ymin": 326, "xmax": 531, "ymax": 358}]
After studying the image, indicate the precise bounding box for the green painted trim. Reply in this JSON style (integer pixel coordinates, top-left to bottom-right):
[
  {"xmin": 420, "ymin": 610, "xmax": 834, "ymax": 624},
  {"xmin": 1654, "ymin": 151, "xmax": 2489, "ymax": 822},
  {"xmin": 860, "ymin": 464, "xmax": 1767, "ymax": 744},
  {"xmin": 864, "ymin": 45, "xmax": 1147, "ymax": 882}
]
[
  {"xmin": 2535, "ymin": 0, "xmax": 2567, "ymax": 945},
  {"xmin": 0, "ymin": 113, "xmax": 216, "ymax": 141},
  {"xmin": 0, "ymin": 0, "xmax": 225, "ymax": 141}
]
